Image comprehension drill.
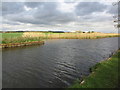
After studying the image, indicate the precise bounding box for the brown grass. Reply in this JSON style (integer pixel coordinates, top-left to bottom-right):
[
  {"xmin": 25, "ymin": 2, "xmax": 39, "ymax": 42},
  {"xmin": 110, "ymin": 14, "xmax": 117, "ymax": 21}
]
[{"xmin": 22, "ymin": 32, "xmax": 120, "ymax": 39}]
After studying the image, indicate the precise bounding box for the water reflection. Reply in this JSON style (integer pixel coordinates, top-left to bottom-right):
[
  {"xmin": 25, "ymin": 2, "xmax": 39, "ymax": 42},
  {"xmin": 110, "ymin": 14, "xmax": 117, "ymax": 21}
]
[{"xmin": 2, "ymin": 37, "xmax": 119, "ymax": 88}]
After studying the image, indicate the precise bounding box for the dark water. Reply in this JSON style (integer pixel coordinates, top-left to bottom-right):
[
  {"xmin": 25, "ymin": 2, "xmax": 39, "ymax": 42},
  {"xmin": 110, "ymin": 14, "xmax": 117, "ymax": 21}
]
[{"xmin": 2, "ymin": 37, "xmax": 119, "ymax": 88}]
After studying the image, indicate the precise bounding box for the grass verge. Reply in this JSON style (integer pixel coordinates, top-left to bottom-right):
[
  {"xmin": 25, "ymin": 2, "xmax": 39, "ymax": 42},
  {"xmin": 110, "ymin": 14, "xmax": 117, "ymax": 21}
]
[
  {"xmin": 2, "ymin": 33, "xmax": 23, "ymax": 38},
  {"xmin": 2, "ymin": 37, "xmax": 43, "ymax": 44},
  {"xmin": 70, "ymin": 50, "xmax": 120, "ymax": 88},
  {"xmin": 1, "ymin": 33, "xmax": 43, "ymax": 44}
]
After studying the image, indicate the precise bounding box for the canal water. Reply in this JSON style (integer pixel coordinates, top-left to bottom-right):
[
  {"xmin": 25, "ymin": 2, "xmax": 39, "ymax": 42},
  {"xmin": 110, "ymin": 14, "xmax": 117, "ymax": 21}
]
[{"xmin": 2, "ymin": 37, "xmax": 119, "ymax": 88}]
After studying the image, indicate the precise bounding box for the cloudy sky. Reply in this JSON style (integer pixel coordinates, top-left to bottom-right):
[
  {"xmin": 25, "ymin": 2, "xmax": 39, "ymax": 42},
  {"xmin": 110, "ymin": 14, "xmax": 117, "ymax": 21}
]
[{"xmin": 1, "ymin": 0, "xmax": 119, "ymax": 33}]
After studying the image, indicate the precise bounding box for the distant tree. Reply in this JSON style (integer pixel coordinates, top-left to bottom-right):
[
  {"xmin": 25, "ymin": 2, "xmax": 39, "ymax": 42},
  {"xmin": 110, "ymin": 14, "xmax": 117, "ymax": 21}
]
[
  {"xmin": 117, "ymin": 24, "xmax": 120, "ymax": 28},
  {"xmin": 87, "ymin": 31, "xmax": 95, "ymax": 33},
  {"xmin": 91, "ymin": 31, "xmax": 95, "ymax": 33},
  {"xmin": 88, "ymin": 31, "xmax": 91, "ymax": 33},
  {"xmin": 75, "ymin": 31, "xmax": 83, "ymax": 33}
]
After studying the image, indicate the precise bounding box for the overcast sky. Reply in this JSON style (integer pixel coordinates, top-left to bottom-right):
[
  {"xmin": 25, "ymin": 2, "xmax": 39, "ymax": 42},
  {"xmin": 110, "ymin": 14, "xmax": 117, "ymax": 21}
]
[{"xmin": 1, "ymin": 0, "xmax": 119, "ymax": 33}]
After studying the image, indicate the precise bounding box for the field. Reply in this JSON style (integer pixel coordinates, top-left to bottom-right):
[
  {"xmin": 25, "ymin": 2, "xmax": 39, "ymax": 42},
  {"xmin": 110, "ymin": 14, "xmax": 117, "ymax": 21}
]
[
  {"xmin": 2, "ymin": 33, "xmax": 23, "ymax": 38},
  {"xmin": 1, "ymin": 32, "xmax": 120, "ymax": 44},
  {"xmin": 1, "ymin": 33, "xmax": 43, "ymax": 44},
  {"xmin": 23, "ymin": 32, "xmax": 120, "ymax": 39},
  {"xmin": 70, "ymin": 50, "xmax": 119, "ymax": 88}
]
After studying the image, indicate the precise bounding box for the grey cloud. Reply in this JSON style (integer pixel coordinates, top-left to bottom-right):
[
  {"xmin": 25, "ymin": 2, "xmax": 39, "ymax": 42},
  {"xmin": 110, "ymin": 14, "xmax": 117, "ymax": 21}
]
[
  {"xmin": 64, "ymin": 0, "xmax": 77, "ymax": 3},
  {"xmin": 2, "ymin": 2, "xmax": 25, "ymax": 15},
  {"xmin": 75, "ymin": 2, "xmax": 107, "ymax": 16},
  {"xmin": 2, "ymin": 1, "xmax": 113, "ymax": 31},
  {"xmin": 77, "ymin": 12, "xmax": 113, "ymax": 23},
  {"xmin": 107, "ymin": 3, "xmax": 120, "ymax": 15},
  {"xmin": 34, "ymin": 2, "xmax": 76, "ymax": 24},
  {"xmin": 25, "ymin": 2, "xmax": 44, "ymax": 8},
  {"xmin": 2, "ymin": 19, "xmax": 21, "ymax": 25},
  {"xmin": 5, "ymin": 12, "xmax": 36, "ymax": 24},
  {"xmin": 5, "ymin": 2, "xmax": 76, "ymax": 26},
  {"xmin": 108, "ymin": 7, "xmax": 118, "ymax": 15}
]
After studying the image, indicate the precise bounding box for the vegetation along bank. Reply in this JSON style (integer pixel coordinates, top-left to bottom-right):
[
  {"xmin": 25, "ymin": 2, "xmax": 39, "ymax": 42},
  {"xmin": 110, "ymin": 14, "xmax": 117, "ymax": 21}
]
[
  {"xmin": 0, "ymin": 33, "xmax": 44, "ymax": 48},
  {"xmin": 1, "ymin": 32, "xmax": 120, "ymax": 48}
]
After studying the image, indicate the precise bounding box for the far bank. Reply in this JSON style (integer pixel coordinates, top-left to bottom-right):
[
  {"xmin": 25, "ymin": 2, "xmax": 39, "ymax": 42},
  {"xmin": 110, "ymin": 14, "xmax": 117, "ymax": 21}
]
[{"xmin": 0, "ymin": 32, "xmax": 120, "ymax": 48}]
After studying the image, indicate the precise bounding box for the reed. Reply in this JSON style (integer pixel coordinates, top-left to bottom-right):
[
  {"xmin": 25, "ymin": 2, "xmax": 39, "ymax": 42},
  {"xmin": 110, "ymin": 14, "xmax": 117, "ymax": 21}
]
[
  {"xmin": 1, "ymin": 32, "xmax": 120, "ymax": 44},
  {"xmin": 2, "ymin": 37, "xmax": 43, "ymax": 44},
  {"xmin": 22, "ymin": 32, "xmax": 120, "ymax": 39}
]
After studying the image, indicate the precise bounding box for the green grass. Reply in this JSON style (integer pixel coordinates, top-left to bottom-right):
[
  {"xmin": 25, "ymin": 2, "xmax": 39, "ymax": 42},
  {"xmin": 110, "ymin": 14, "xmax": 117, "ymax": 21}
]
[
  {"xmin": 2, "ymin": 37, "xmax": 43, "ymax": 44},
  {"xmin": 1, "ymin": 32, "xmax": 120, "ymax": 44},
  {"xmin": 2, "ymin": 33, "xmax": 23, "ymax": 38},
  {"xmin": 70, "ymin": 50, "xmax": 119, "ymax": 88},
  {"xmin": 1, "ymin": 33, "xmax": 43, "ymax": 44}
]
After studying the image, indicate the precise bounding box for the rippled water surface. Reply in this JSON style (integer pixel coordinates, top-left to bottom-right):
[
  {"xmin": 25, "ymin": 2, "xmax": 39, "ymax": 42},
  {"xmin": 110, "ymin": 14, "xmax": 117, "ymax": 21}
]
[{"xmin": 2, "ymin": 37, "xmax": 119, "ymax": 88}]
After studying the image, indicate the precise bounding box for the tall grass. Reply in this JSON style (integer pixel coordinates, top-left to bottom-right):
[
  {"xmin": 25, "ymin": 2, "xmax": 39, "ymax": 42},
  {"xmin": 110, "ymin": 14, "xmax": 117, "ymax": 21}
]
[
  {"xmin": 2, "ymin": 37, "xmax": 43, "ymax": 44},
  {"xmin": 1, "ymin": 33, "xmax": 43, "ymax": 44},
  {"xmin": 22, "ymin": 32, "xmax": 120, "ymax": 39},
  {"xmin": 0, "ymin": 33, "xmax": 2, "ymax": 44},
  {"xmin": 1, "ymin": 32, "xmax": 120, "ymax": 44}
]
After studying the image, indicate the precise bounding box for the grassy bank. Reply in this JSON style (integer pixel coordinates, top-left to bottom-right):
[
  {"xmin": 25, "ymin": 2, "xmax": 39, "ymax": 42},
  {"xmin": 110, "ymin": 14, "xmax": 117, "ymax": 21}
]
[
  {"xmin": 0, "ymin": 41, "xmax": 44, "ymax": 48},
  {"xmin": 70, "ymin": 50, "xmax": 119, "ymax": 88},
  {"xmin": 2, "ymin": 37, "xmax": 43, "ymax": 44},
  {"xmin": 1, "ymin": 33, "xmax": 43, "ymax": 44},
  {"xmin": 0, "ymin": 33, "xmax": 44, "ymax": 48},
  {"xmin": 2, "ymin": 33, "xmax": 23, "ymax": 38}
]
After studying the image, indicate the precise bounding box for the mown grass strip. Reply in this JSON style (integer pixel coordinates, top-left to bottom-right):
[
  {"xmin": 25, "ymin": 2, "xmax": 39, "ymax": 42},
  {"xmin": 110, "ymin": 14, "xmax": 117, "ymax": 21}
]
[
  {"xmin": 1, "ymin": 33, "xmax": 44, "ymax": 44},
  {"xmin": 2, "ymin": 33, "xmax": 23, "ymax": 38},
  {"xmin": 2, "ymin": 37, "xmax": 43, "ymax": 44},
  {"xmin": 70, "ymin": 50, "xmax": 119, "ymax": 88}
]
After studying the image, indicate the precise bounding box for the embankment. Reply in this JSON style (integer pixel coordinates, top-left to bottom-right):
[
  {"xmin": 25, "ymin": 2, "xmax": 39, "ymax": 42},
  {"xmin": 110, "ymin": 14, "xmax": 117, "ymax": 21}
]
[
  {"xmin": 70, "ymin": 50, "xmax": 119, "ymax": 88},
  {"xmin": 0, "ymin": 41, "xmax": 44, "ymax": 48}
]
